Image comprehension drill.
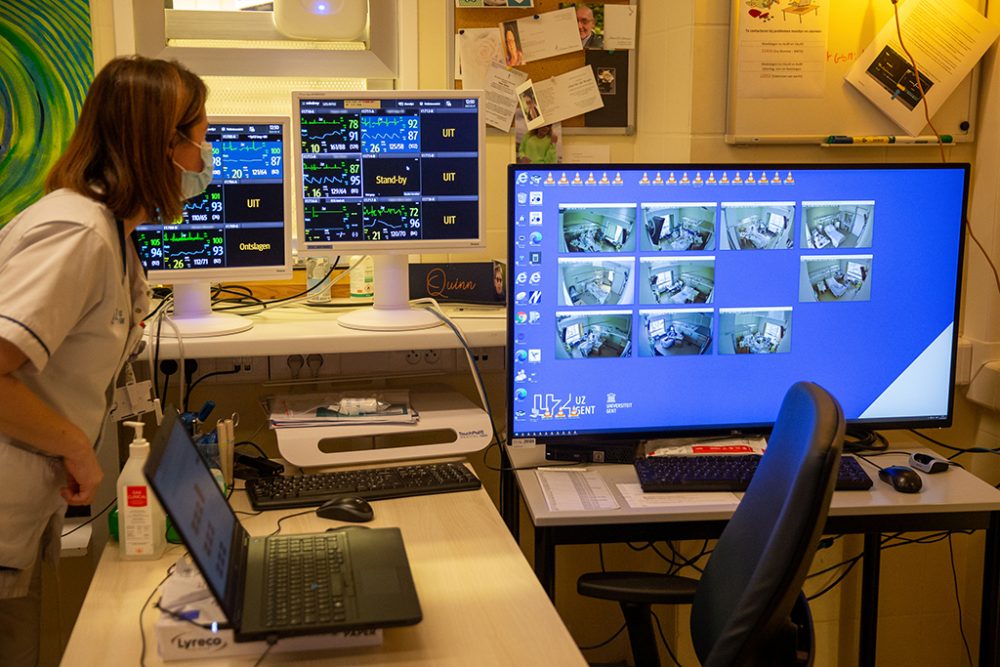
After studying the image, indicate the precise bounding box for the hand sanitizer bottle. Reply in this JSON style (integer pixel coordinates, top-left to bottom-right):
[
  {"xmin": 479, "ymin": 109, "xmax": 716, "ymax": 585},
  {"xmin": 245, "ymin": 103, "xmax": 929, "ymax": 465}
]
[{"xmin": 117, "ymin": 421, "xmax": 167, "ymax": 560}]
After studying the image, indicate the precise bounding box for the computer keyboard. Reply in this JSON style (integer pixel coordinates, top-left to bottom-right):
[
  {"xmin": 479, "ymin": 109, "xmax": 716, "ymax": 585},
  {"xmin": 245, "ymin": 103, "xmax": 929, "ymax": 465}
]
[
  {"xmin": 246, "ymin": 461, "xmax": 482, "ymax": 511},
  {"xmin": 633, "ymin": 454, "xmax": 874, "ymax": 493}
]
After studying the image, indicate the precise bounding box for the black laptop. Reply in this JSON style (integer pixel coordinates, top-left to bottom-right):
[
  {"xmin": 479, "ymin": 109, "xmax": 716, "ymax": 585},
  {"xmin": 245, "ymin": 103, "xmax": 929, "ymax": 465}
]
[{"xmin": 144, "ymin": 409, "xmax": 422, "ymax": 642}]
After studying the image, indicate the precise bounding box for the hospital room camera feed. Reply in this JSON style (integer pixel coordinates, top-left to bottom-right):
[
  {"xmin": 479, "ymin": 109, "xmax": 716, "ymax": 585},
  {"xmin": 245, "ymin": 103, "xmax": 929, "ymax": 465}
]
[{"xmin": 507, "ymin": 164, "xmax": 968, "ymax": 448}]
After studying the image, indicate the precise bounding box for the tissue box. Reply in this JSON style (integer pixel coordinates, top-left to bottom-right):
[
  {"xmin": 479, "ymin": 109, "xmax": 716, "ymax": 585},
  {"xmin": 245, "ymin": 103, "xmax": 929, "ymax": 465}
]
[
  {"xmin": 155, "ymin": 598, "xmax": 382, "ymax": 661},
  {"xmin": 408, "ymin": 261, "xmax": 506, "ymax": 304}
]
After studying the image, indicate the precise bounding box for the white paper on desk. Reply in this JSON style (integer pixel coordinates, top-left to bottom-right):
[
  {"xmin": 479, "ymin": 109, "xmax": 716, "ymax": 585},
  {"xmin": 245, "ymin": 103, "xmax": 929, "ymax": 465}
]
[
  {"xmin": 517, "ymin": 65, "xmax": 604, "ymax": 130},
  {"xmin": 503, "ymin": 8, "xmax": 582, "ymax": 65},
  {"xmin": 484, "ymin": 63, "xmax": 529, "ymax": 130},
  {"xmin": 845, "ymin": 0, "xmax": 1000, "ymax": 136},
  {"xmin": 458, "ymin": 28, "xmax": 505, "ymax": 91},
  {"xmin": 536, "ymin": 469, "xmax": 619, "ymax": 511},
  {"xmin": 618, "ymin": 484, "xmax": 739, "ymax": 509},
  {"xmin": 603, "ymin": 5, "xmax": 637, "ymax": 51}
]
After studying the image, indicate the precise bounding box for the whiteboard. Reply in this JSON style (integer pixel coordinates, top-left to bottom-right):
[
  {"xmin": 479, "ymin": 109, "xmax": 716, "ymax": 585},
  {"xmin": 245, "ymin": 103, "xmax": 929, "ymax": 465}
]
[{"xmin": 725, "ymin": 0, "xmax": 984, "ymax": 144}]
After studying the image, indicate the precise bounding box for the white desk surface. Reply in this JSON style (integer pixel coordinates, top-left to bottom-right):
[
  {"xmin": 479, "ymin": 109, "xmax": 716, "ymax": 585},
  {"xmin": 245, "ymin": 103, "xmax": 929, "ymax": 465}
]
[
  {"xmin": 517, "ymin": 451, "xmax": 1000, "ymax": 528},
  {"xmin": 149, "ymin": 303, "xmax": 506, "ymax": 358},
  {"xmin": 62, "ymin": 482, "xmax": 584, "ymax": 666}
]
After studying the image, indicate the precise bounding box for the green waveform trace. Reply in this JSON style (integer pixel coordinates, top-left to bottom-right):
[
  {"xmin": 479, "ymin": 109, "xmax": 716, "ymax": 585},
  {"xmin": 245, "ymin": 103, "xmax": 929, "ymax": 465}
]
[{"xmin": 363, "ymin": 205, "xmax": 411, "ymax": 217}]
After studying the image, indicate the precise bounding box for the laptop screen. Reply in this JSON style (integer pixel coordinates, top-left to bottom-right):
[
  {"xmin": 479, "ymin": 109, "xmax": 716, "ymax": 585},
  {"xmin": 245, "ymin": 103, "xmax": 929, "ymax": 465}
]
[{"xmin": 145, "ymin": 412, "xmax": 238, "ymax": 603}]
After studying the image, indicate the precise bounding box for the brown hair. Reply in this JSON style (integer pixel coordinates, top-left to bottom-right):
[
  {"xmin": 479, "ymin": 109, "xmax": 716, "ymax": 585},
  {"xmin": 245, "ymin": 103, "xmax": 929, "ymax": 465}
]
[{"xmin": 46, "ymin": 55, "xmax": 208, "ymax": 224}]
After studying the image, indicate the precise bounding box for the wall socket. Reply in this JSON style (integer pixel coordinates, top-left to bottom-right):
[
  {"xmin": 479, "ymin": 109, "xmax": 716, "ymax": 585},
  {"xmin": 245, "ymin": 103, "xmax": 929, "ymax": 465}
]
[{"xmin": 191, "ymin": 356, "xmax": 269, "ymax": 384}]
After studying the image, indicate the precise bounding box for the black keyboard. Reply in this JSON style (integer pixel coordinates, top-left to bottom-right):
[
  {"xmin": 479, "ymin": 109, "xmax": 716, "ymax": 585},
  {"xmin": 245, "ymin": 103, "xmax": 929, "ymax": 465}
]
[
  {"xmin": 634, "ymin": 454, "xmax": 874, "ymax": 492},
  {"xmin": 246, "ymin": 461, "xmax": 482, "ymax": 511},
  {"xmin": 264, "ymin": 533, "xmax": 349, "ymax": 627}
]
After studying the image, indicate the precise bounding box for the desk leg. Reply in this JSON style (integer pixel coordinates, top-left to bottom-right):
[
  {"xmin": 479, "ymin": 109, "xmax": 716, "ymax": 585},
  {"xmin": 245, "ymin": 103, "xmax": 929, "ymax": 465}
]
[
  {"xmin": 499, "ymin": 449, "xmax": 520, "ymax": 540},
  {"xmin": 534, "ymin": 527, "xmax": 556, "ymax": 600},
  {"xmin": 980, "ymin": 512, "xmax": 1000, "ymax": 666},
  {"xmin": 859, "ymin": 532, "xmax": 881, "ymax": 667}
]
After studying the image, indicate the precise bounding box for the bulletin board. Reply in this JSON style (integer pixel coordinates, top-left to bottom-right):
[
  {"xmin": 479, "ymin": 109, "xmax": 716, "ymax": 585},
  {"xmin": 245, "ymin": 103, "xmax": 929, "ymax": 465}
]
[
  {"xmin": 454, "ymin": 0, "xmax": 637, "ymax": 133},
  {"xmin": 725, "ymin": 0, "xmax": 985, "ymax": 144}
]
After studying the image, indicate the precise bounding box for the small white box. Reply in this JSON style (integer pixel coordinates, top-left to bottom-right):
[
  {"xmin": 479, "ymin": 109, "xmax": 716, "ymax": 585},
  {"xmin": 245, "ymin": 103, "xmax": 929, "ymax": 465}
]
[{"xmin": 155, "ymin": 598, "xmax": 382, "ymax": 662}]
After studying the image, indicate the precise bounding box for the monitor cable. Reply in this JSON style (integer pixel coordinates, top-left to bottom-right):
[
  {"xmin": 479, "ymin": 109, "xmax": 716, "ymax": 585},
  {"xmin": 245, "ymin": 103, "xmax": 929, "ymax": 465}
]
[{"xmin": 890, "ymin": 0, "xmax": 1000, "ymax": 299}]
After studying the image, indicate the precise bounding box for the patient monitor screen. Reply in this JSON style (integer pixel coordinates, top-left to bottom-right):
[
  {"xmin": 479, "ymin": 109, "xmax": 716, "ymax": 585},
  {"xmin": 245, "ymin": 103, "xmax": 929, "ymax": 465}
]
[
  {"xmin": 508, "ymin": 164, "xmax": 968, "ymax": 439},
  {"xmin": 135, "ymin": 121, "xmax": 289, "ymax": 275}
]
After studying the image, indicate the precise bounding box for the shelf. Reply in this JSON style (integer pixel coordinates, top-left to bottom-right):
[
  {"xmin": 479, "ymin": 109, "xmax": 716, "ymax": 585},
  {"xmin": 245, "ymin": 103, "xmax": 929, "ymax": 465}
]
[{"xmin": 147, "ymin": 303, "xmax": 506, "ymax": 359}]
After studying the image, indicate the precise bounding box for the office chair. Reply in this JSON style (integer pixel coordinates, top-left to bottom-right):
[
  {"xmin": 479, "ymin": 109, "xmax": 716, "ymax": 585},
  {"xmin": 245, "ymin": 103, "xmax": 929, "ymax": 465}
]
[{"xmin": 578, "ymin": 381, "xmax": 845, "ymax": 667}]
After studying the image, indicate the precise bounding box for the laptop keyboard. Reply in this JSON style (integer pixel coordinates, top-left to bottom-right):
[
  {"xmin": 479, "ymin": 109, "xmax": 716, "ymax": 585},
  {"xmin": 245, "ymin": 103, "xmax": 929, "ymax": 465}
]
[
  {"xmin": 247, "ymin": 461, "xmax": 482, "ymax": 511},
  {"xmin": 633, "ymin": 454, "xmax": 874, "ymax": 492},
  {"xmin": 264, "ymin": 533, "xmax": 349, "ymax": 628}
]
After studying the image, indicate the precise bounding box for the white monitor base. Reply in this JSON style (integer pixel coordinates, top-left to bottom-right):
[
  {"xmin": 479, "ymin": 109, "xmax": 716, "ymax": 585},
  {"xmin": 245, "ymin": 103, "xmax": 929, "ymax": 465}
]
[
  {"xmin": 159, "ymin": 313, "xmax": 253, "ymax": 338},
  {"xmin": 337, "ymin": 306, "xmax": 441, "ymax": 331}
]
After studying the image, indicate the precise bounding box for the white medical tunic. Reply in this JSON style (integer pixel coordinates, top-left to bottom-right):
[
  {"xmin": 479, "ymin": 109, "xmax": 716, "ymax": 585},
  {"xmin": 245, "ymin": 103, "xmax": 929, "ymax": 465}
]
[{"xmin": 0, "ymin": 189, "xmax": 149, "ymax": 596}]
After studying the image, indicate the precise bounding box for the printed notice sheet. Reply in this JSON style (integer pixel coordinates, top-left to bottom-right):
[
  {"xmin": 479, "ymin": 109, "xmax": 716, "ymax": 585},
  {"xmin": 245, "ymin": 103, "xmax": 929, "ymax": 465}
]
[
  {"xmin": 603, "ymin": 4, "xmax": 638, "ymax": 51},
  {"xmin": 500, "ymin": 7, "xmax": 582, "ymax": 66},
  {"xmin": 457, "ymin": 28, "xmax": 505, "ymax": 91},
  {"xmin": 845, "ymin": 0, "xmax": 1000, "ymax": 136},
  {"xmin": 516, "ymin": 65, "xmax": 604, "ymax": 130},
  {"xmin": 483, "ymin": 63, "xmax": 529, "ymax": 130},
  {"xmin": 734, "ymin": 0, "xmax": 830, "ymax": 99},
  {"xmin": 536, "ymin": 469, "xmax": 619, "ymax": 511}
]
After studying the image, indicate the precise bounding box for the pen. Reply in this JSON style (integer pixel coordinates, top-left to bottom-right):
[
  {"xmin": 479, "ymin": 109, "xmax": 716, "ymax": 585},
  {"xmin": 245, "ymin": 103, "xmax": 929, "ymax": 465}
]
[{"xmin": 825, "ymin": 135, "xmax": 954, "ymax": 145}]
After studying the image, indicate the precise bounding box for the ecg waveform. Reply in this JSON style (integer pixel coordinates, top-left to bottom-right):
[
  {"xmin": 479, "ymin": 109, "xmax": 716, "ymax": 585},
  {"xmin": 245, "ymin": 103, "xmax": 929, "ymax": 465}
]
[
  {"xmin": 301, "ymin": 114, "xmax": 361, "ymax": 153},
  {"xmin": 362, "ymin": 115, "xmax": 419, "ymax": 154},
  {"xmin": 182, "ymin": 186, "xmax": 224, "ymax": 223},
  {"xmin": 218, "ymin": 141, "xmax": 282, "ymax": 181},
  {"xmin": 301, "ymin": 157, "xmax": 362, "ymax": 197},
  {"xmin": 303, "ymin": 203, "xmax": 363, "ymax": 242},
  {"xmin": 363, "ymin": 203, "xmax": 422, "ymax": 241},
  {"xmin": 159, "ymin": 228, "xmax": 226, "ymax": 269}
]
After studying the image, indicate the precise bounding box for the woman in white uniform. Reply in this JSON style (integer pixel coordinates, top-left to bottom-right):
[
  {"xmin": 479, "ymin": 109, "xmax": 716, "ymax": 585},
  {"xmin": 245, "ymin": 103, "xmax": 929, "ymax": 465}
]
[{"xmin": 0, "ymin": 55, "xmax": 210, "ymax": 666}]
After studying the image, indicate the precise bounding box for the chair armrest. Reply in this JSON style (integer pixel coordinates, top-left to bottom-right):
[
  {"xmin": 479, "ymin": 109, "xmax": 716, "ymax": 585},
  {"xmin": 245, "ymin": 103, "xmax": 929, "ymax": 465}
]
[{"xmin": 578, "ymin": 571, "xmax": 698, "ymax": 605}]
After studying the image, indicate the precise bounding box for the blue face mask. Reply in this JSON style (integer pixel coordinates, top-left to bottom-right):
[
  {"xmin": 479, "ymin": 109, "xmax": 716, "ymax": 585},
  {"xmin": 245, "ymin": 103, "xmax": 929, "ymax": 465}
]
[{"xmin": 174, "ymin": 140, "xmax": 214, "ymax": 200}]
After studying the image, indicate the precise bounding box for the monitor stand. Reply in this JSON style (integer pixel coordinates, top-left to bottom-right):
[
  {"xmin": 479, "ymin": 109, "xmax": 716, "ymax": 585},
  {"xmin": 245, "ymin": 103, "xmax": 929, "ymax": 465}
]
[
  {"xmin": 337, "ymin": 254, "xmax": 442, "ymax": 331},
  {"xmin": 161, "ymin": 282, "xmax": 253, "ymax": 338}
]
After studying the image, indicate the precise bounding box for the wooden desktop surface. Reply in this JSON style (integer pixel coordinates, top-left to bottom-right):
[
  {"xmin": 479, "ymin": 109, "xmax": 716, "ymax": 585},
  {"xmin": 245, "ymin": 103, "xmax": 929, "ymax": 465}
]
[{"xmin": 62, "ymin": 482, "xmax": 585, "ymax": 666}]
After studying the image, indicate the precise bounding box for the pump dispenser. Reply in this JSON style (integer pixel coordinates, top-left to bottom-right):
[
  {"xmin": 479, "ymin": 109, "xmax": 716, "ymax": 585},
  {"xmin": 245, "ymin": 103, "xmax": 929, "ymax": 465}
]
[{"xmin": 116, "ymin": 421, "xmax": 167, "ymax": 560}]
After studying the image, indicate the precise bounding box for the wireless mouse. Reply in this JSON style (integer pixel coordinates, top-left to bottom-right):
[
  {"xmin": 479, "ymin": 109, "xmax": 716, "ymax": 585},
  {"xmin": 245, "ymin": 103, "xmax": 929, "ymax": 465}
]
[
  {"xmin": 878, "ymin": 465, "xmax": 923, "ymax": 493},
  {"xmin": 316, "ymin": 496, "xmax": 374, "ymax": 523}
]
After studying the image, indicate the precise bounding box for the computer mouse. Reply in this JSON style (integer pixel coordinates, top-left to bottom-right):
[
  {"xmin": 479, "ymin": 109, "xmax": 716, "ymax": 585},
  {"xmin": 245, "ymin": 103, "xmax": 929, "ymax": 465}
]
[
  {"xmin": 316, "ymin": 496, "xmax": 374, "ymax": 523},
  {"xmin": 878, "ymin": 465, "xmax": 923, "ymax": 493}
]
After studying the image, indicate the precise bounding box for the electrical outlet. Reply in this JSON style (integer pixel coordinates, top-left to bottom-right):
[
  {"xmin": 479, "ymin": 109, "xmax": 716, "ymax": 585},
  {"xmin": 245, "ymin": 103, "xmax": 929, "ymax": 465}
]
[
  {"xmin": 268, "ymin": 354, "xmax": 341, "ymax": 381},
  {"xmin": 213, "ymin": 356, "xmax": 268, "ymax": 383},
  {"xmin": 388, "ymin": 349, "xmax": 455, "ymax": 373},
  {"xmin": 463, "ymin": 347, "xmax": 506, "ymax": 371}
]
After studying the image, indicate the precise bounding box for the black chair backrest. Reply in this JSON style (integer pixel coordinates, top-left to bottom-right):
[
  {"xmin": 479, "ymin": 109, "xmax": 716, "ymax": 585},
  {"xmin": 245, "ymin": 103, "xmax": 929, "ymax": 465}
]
[{"xmin": 691, "ymin": 381, "xmax": 845, "ymax": 666}]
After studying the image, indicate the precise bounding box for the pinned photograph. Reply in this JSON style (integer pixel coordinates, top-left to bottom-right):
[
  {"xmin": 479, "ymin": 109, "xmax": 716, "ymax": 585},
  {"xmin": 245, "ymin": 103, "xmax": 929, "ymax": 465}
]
[{"xmin": 515, "ymin": 112, "xmax": 561, "ymax": 164}]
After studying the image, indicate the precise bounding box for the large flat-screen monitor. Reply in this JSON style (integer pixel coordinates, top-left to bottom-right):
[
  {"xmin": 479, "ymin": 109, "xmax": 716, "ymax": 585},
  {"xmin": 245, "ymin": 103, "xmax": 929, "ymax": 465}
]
[
  {"xmin": 292, "ymin": 90, "xmax": 485, "ymax": 331},
  {"xmin": 507, "ymin": 163, "xmax": 968, "ymax": 460},
  {"xmin": 135, "ymin": 116, "xmax": 292, "ymax": 337}
]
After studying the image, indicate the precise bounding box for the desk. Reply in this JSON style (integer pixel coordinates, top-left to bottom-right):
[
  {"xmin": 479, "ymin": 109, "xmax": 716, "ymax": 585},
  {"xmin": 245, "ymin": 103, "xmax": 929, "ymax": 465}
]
[
  {"xmin": 63, "ymin": 479, "xmax": 584, "ymax": 666},
  {"xmin": 513, "ymin": 454, "xmax": 1000, "ymax": 667}
]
